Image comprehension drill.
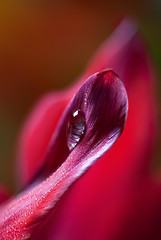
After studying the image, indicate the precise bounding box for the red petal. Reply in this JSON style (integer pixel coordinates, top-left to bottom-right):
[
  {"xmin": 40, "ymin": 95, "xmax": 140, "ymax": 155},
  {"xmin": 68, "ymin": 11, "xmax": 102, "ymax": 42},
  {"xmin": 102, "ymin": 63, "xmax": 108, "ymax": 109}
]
[
  {"xmin": 31, "ymin": 21, "xmax": 160, "ymax": 240},
  {"xmin": 17, "ymin": 93, "xmax": 69, "ymax": 186},
  {"xmin": 0, "ymin": 71, "xmax": 128, "ymax": 239}
]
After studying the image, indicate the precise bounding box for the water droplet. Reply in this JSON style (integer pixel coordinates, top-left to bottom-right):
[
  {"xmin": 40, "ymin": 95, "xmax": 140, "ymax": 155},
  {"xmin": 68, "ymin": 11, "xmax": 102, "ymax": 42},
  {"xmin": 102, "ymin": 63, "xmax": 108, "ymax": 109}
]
[{"xmin": 67, "ymin": 109, "xmax": 86, "ymax": 151}]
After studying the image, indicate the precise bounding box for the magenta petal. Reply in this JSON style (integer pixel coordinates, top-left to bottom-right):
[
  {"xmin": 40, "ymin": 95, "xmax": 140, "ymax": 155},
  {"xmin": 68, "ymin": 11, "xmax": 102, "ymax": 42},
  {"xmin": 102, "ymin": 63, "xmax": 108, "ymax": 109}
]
[{"xmin": 0, "ymin": 71, "xmax": 128, "ymax": 239}]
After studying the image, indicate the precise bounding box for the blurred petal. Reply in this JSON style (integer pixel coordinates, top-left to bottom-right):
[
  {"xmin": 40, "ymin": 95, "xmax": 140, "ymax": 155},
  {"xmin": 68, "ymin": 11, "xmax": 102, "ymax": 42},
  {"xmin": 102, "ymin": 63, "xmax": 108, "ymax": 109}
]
[
  {"xmin": 31, "ymin": 21, "xmax": 159, "ymax": 240},
  {"xmin": 0, "ymin": 71, "xmax": 128, "ymax": 239},
  {"xmin": 17, "ymin": 93, "xmax": 69, "ymax": 186},
  {"xmin": 118, "ymin": 179, "xmax": 161, "ymax": 240}
]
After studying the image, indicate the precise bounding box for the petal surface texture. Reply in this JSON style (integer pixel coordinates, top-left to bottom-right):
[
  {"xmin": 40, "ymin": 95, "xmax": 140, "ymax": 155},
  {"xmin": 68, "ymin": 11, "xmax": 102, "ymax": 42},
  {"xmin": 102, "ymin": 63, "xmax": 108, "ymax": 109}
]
[
  {"xmin": 31, "ymin": 20, "xmax": 160, "ymax": 240},
  {"xmin": 0, "ymin": 70, "xmax": 128, "ymax": 240}
]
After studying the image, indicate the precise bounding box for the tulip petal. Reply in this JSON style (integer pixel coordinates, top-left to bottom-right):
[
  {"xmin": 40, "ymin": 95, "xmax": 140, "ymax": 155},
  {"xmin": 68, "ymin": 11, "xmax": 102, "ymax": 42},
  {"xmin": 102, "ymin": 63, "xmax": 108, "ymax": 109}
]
[{"xmin": 0, "ymin": 70, "xmax": 128, "ymax": 239}]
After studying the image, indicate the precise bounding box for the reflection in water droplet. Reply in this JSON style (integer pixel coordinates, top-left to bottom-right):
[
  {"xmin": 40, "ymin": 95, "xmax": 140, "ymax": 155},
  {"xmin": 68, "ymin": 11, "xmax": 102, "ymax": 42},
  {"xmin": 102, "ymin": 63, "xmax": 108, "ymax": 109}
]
[{"xmin": 67, "ymin": 109, "xmax": 86, "ymax": 151}]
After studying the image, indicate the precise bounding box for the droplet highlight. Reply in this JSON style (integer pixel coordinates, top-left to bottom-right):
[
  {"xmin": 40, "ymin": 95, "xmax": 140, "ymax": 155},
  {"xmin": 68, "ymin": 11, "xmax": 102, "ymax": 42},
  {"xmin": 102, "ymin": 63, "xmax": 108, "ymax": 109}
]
[{"xmin": 67, "ymin": 109, "xmax": 86, "ymax": 151}]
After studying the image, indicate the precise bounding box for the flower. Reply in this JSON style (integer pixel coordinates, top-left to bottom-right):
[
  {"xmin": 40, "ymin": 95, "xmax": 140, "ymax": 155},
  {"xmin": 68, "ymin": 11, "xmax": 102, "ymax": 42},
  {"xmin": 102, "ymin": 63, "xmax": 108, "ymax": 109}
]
[{"xmin": 0, "ymin": 19, "xmax": 160, "ymax": 240}]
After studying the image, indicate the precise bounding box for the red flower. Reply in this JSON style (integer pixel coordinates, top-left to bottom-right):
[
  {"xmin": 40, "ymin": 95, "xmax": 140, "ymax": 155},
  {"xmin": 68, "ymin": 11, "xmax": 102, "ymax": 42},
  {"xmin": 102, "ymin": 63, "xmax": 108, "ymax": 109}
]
[{"xmin": 0, "ymin": 20, "xmax": 160, "ymax": 240}]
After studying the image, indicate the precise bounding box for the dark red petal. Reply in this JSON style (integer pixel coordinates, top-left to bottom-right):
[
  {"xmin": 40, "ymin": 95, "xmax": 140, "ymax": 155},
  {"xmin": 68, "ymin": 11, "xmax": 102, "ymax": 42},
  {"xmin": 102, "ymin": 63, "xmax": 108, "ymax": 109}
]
[
  {"xmin": 0, "ymin": 70, "xmax": 128, "ymax": 239},
  {"xmin": 29, "ymin": 70, "xmax": 128, "ymax": 183}
]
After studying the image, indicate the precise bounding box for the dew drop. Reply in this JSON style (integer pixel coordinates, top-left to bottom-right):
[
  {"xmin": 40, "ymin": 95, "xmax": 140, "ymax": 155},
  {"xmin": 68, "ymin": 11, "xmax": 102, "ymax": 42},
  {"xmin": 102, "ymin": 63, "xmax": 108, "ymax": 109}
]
[{"xmin": 67, "ymin": 109, "xmax": 86, "ymax": 151}]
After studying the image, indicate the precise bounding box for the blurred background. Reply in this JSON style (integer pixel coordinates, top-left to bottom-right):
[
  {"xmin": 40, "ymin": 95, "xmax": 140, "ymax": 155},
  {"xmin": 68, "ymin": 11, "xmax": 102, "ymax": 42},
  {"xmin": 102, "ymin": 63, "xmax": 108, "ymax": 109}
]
[{"xmin": 0, "ymin": 0, "xmax": 160, "ymax": 191}]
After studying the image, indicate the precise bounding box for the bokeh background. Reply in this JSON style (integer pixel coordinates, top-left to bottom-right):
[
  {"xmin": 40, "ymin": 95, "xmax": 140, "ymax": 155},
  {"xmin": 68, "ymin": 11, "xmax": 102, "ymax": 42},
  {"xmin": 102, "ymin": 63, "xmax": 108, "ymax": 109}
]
[{"xmin": 0, "ymin": 0, "xmax": 161, "ymax": 191}]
